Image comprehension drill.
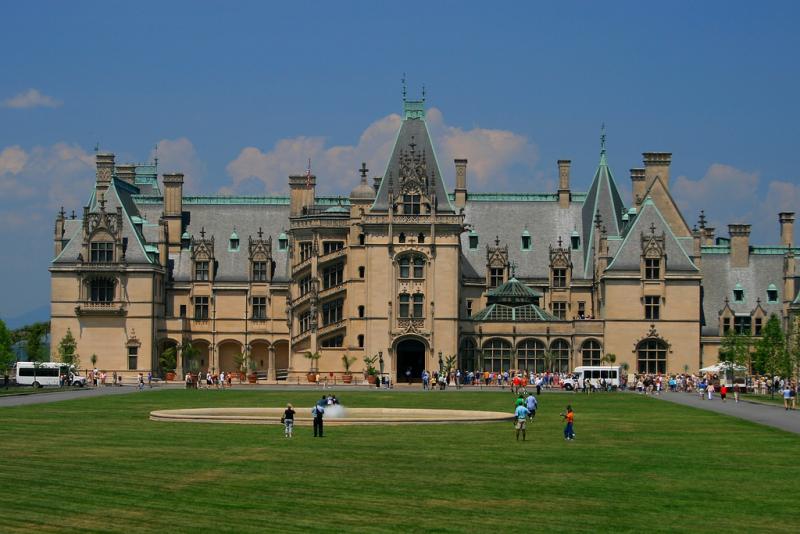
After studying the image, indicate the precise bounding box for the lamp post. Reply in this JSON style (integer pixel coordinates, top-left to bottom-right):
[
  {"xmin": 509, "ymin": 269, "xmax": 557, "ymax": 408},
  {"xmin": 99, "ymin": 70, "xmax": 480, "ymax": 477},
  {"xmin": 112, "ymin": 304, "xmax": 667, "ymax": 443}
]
[{"xmin": 379, "ymin": 351, "xmax": 384, "ymax": 387}]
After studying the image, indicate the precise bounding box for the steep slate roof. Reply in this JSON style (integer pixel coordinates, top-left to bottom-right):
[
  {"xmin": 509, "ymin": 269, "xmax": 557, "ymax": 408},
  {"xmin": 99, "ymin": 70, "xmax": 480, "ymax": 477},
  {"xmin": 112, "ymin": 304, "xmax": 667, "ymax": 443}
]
[
  {"xmin": 371, "ymin": 100, "xmax": 455, "ymax": 213},
  {"xmin": 461, "ymin": 199, "xmax": 587, "ymax": 280},
  {"xmin": 136, "ymin": 199, "xmax": 292, "ymax": 283},
  {"xmin": 581, "ymin": 148, "xmax": 626, "ymax": 276},
  {"xmin": 53, "ymin": 179, "xmax": 155, "ymax": 265},
  {"xmin": 606, "ymin": 197, "xmax": 698, "ymax": 273},
  {"xmin": 700, "ymin": 253, "xmax": 785, "ymax": 336}
]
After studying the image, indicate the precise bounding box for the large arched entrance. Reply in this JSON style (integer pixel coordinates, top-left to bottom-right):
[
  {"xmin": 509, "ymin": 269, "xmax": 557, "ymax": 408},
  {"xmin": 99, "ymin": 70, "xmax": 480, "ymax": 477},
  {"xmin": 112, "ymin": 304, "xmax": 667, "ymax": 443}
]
[{"xmin": 396, "ymin": 338, "xmax": 426, "ymax": 382}]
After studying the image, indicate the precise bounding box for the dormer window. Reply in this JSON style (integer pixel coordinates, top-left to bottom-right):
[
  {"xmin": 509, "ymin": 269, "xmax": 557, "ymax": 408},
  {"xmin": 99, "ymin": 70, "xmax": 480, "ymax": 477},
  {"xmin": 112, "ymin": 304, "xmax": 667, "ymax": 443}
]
[
  {"xmin": 552, "ymin": 267, "xmax": 567, "ymax": 288},
  {"xmin": 90, "ymin": 242, "xmax": 114, "ymax": 263},
  {"xmin": 733, "ymin": 284, "xmax": 744, "ymax": 303},
  {"xmin": 229, "ymin": 238, "xmax": 239, "ymax": 251},
  {"xmin": 402, "ymin": 194, "xmax": 421, "ymax": 215},
  {"xmin": 252, "ymin": 261, "xmax": 268, "ymax": 282},
  {"xmin": 644, "ymin": 257, "xmax": 660, "ymax": 280},
  {"xmin": 468, "ymin": 231, "xmax": 479, "ymax": 250},
  {"xmin": 767, "ymin": 284, "xmax": 778, "ymax": 303},
  {"xmin": 181, "ymin": 232, "xmax": 191, "ymax": 250},
  {"xmin": 521, "ymin": 231, "xmax": 531, "ymax": 251},
  {"xmin": 571, "ymin": 233, "xmax": 580, "ymax": 250},
  {"xmin": 195, "ymin": 261, "xmax": 209, "ymax": 281},
  {"xmin": 278, "ymin": 233, "xmax": 288, "ymax": 250},
  {"xmin": 489, "ymin": 267, "xmax": 504, "ymax": 289}
]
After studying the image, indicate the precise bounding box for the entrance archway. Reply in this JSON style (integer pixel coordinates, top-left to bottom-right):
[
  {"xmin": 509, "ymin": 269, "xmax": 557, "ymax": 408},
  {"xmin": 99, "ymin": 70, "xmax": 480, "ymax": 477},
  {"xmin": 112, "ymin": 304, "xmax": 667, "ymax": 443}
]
[{"xmin": 396, "ymin": 338, "xmax": 426, "ymax": 383}]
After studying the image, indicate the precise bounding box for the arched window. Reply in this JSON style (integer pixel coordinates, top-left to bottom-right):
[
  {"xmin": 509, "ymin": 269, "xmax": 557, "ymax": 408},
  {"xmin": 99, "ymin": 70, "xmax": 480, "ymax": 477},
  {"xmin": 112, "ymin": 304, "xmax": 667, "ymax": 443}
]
[
  {"xmin": 398, "ymin": 232, "xmax": 406, "ymax": 244},
  {"xmin": 358, "ymin": 305, "xmax": 365, "ymax": 318},
  {"xmin": 358, "ymin": 334, "xmax": 364, "ymax": 348},
  {"xmin": 637, "ymin": 339, "xmax": 667, "ymax": 374},
  {"xmin": 460, "ymin": 338, "xmax": 477, "ymax": 371},
  {"xmin": 581, "ymin": 339, "xmax": 602, "ymax": 366},
  {"xmin": 358, "ymin": 233, "xmax": 365, "ymax": 246},
  {"xmin": 517, "ymin": 339, "xmax": 546, "ymax": 372},
  {"xmin": 550, "ymin": 339, "xmax": 570, "ymax": 373},
  {"xmin": 358, "ymin": 266, "xmax": 365, "ymax": 278},
  {"xmin": 483, "ymin": 339, "xmax": 511, "ymax": 373},
  {"xmin": 418, "ymin": 233, "xmax": 425, "ymax": 243}
]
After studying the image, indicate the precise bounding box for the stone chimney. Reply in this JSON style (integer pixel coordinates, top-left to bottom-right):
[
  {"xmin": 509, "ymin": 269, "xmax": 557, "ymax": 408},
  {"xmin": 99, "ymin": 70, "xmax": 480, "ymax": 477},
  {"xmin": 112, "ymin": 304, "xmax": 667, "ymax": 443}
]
[
  {"xmin": 729, "ymin": 224, "xmax": 751, "ymax": 268},
  {"xmin": 162, "ymin": 172, "xmax": 184, "ymax": 251},
  {"xmin": 557, "ymin": 160, "xmax": 571, "ymax": 208},
  {"xmin": 115, "ymin": 164, "xmax": 136, "ymax": 185},
  {"xmin": 289, "ymin": 174, "xmax": 316, "ymax": 217},
  {"xmin": 643, "ymin": 152, "xmax": 672, "ymax": 189},
  {"xmin": 630, "ymin": 168, "xmax": 646, "ymax": 207},
  {"xmin": 54, "ymin": 207, "xmax": 65, "ymax": 257},
  {"xmin": 95, "ymin": 152, "xmax": 115, "ymax": 193},
  {"xmin": 779, "ymin": 212, "xmax": 795, "ymax": 247},
  {"xmin": 703, "ymin": 227, "xmax": 716, "ymax": 246},
  {"xmin": 454, "ymin": 159, "xmax": 468, "ymax": 210}
]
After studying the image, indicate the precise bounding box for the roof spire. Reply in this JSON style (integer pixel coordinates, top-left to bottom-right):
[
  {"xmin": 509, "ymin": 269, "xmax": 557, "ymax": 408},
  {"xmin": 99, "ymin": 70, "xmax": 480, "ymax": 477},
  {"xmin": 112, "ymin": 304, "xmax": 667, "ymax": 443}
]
[
  {"xmin": 599, "ymin": 123, "xmax": 608, "ymax": 165},
  {"xmin": 402, "ymin": 72, "xmax": 407, "ymax": 102},
  {"xmin": 698, "ymin": 209, "xmax": 707, "ymax": 229}
]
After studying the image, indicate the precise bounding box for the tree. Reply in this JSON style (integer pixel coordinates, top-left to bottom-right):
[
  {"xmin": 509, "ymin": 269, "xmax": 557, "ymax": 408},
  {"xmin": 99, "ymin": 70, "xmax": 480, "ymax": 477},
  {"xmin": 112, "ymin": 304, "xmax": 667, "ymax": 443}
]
[
  {"xmin": 0, "ymin": 319, "xmax": 15, "ymax": 373},
  {"xmin": 25, "ymin": 324, "xmax": 47, "ymax": 386},
  {"xmin": 304, "ymin": 351, "xmax": 322, "ymax": 373},
  {"xmin": 444, "ymin": 354, "xmax": 458, "ymax": 374},
  {"xmin": 58, "ymin": 329, "xmax": 79, "ymax": 370},
  {"xmin": 181, "ymin": 344, "xmax": 200, "ymax": 372},
  {"xmin": 601, "ymin": 353, "xmax": 617, "ymax": 367},
  {"xmin": 753, "ymin": 314, "xmax": 785, "ymax": 397},
  {"xmin": 719, "ymin": 331, "xmax": 752, "ymax": 374},
  {"xmin": 341, "ymin": 354, "xmax": 356, "ymax": 375}
]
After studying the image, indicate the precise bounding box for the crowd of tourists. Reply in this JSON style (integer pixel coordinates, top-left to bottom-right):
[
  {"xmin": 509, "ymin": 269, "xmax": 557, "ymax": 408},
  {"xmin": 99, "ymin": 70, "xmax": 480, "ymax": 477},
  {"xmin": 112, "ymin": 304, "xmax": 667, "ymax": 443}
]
[{"xmin": 419, "ymin": 369, "xmax": 576, "ymax": 392}]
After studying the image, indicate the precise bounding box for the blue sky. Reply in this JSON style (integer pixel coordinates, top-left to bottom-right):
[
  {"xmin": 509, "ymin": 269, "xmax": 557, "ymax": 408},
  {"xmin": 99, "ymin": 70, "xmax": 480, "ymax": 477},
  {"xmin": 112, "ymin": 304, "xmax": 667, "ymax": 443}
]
[{"xmin": 1, "ymin": 0, "xmax": 799, "ymax": 321}]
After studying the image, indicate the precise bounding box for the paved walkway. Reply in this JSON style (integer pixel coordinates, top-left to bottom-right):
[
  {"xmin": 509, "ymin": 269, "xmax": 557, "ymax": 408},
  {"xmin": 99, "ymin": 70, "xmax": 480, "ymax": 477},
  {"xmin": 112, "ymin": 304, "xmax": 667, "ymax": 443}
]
[
  {"xmin": 655, "ymin": 391, "xmax": 800, "ymax": 435},
  {"xmin": 0, "ymin": 385, "xmax": 149, "ymax": 408}
]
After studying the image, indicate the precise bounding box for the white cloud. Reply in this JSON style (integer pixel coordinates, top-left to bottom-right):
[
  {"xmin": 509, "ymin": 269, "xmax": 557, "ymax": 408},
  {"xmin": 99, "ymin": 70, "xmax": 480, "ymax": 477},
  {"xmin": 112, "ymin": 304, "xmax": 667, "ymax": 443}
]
[
  {"xmin": 673, "ymin": 163, "xmax": 798, "ymax": 244},
  {"xmin": 224, "ymin": 108, "xmax": 539, "ymax": 194},
  {"xmin": 2, "ymin": 88, "xmax": 62, "ymax": 109},
  {"xmin": 151, "ymin": 138, "xmax": 206, "ymax": 193},
  {"xmin": 0, "ymin": 146, "xmax": 28, "ymax": 176}
]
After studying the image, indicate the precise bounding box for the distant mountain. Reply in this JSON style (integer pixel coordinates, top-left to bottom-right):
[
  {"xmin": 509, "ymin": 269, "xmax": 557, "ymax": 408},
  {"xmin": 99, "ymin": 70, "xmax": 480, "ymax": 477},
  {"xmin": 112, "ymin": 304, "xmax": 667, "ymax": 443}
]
[{"xmin": 2, "ymin": 304, "xmax": 50, "ymax": 330}]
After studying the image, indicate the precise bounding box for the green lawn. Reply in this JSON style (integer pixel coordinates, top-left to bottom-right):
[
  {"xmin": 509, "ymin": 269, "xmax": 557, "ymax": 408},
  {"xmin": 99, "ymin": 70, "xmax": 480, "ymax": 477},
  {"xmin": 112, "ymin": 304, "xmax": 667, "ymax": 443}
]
[{"xmin": 1, "ymin": 390, "xmax": 798, "ymax": 533}]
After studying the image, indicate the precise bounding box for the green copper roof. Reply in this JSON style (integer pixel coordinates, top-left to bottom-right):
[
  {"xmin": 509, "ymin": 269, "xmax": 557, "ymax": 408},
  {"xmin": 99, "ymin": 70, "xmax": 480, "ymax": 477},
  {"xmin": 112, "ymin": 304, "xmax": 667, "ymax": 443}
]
[
  {"xmin": 487, "ymin": 277, "xmax": 543, "ymax": 305},
  {"xmin": 324, "ymin": 205, "xmax": 350, "ymax": 214},
  {"xmin": 471, "ymin": 303, "xmax": 560, "ymax": 322},
  {"xmin": 181, "ymin": 231, "xmax": 191, "ymax": 240}
]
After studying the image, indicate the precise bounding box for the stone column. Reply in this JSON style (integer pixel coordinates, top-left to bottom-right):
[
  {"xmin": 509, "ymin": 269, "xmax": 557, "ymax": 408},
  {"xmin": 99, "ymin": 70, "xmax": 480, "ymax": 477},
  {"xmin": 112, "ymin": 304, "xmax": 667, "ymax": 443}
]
[{"xmin": 268, "ymin": 346, "xmax": 277, "ymax": 383}]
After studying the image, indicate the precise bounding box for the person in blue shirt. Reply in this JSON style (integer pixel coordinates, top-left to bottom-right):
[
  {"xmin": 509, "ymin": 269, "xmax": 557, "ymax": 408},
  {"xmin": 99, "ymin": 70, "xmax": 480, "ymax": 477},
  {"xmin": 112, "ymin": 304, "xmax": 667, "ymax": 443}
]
[
  {"xmin": 514, "ymin": 404, "xmax": 530, "ymax": 441},
  {"xmin": 525, "ymin": 393, "xmax": 538, "ymax": 422}
]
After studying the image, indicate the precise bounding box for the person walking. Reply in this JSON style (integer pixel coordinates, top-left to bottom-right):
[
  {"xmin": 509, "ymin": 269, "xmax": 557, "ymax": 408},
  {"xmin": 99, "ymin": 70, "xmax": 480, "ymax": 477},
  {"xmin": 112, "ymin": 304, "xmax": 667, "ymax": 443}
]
[
  {"xmin": 783, "ymin": 383, "xmax": 793, "ymax": 410},
  {"xmin": 720, "ymin": 383, "xmax": 727, "ymax": 403},
  {"xmin": 733, "ymin": 383, "xmax": 740, "ymax": 403},
  {"xmin": 707, "ymin": 382, "xmax": 714, "ymax": 401},
  {"xmin": 283, "ymin": 404, "xmax": 296, "ymax": 438},
  {"xmin": 312, "ymin": 402, "xmax": 325, "ymax": 437},
  {"xmin": 138, "ymin": 372, "xmax": 145, "ymax": 391},
  {"xmin": 514, "ymin": 403, "xmax": 530, "ymax": 441},
  {"xmin": 561, "ymin": 405, "xmax": 575, "ymax": 441},
  {"xmin": 525, "ymin": 392, "xmax": 538, "ymax": 422},
  {"xmin": 405, "ymin": 367, "xmax": 412, "ymax": 385}
]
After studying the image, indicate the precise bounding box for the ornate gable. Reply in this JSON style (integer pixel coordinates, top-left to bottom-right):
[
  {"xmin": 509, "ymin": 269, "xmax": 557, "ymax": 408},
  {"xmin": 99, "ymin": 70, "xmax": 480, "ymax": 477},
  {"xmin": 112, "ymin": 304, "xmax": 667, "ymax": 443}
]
[
  {"xmin": 249, "ymin": 227, "xmax": 273, "ymax": 261},
  {"xmin": 191, "ymin": 227, "xmax": 215, "ymax": 261},
  {"xmin": 549, "ymin": 237, "xmax": 572, "ymax": 269},
  {"xmin": 486, "ymin": 236, "xmax": 509, "ymax": 269},
  {"xmin": 81, "ymin": 193, "xmax": 124, "ymax": 263},
  {"xmin": 641, "ymin": 223, "xmax": 666, "ymax": 259}
]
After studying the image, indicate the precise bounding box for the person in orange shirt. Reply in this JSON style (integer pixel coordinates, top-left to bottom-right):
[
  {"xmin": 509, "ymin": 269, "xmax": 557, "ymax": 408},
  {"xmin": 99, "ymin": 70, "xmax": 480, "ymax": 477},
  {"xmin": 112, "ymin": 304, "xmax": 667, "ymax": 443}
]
[{"xmin": 561, "ymin": 405, "xmax": 575, "ymax": 440}]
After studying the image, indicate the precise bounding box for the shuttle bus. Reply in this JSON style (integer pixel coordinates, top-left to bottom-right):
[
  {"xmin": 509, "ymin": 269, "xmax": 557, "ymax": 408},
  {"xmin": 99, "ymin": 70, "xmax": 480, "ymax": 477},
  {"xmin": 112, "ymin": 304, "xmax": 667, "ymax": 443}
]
[
  {"xmin": 13, "ymin": 362, "xmax": 86, "ymax": 388},
  {"xmin": 563, "ymin": 366, "xmax": 621, "ymax": 391}
]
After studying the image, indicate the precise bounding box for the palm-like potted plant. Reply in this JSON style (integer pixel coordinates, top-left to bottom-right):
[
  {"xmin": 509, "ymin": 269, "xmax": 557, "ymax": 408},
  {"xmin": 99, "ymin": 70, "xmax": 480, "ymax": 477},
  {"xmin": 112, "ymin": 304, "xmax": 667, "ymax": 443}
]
[
  {"xmin": 247, "ymin": 358, "xmax": 258, "ymax": 384},
  {"xmin": 304, "ymin": 351, "xmax": 321, "ymax": 382},
  {"xmin": 160, "ymin": 346, "xmax": 178, "ymax": 381},
  {"xmin": 181, "ymin": 343, "xmax": 201, "ymax": 383},
  {"xmin": 233, "ymin": 352, "xmax": 247, "ymax": 383},
  {"xmin": 363, "ymin": 354, "xmax": 379, "ymax": 384},
  {"xmin": 341, "ymin": 354, "xmax": 356, "ymax": 384}
]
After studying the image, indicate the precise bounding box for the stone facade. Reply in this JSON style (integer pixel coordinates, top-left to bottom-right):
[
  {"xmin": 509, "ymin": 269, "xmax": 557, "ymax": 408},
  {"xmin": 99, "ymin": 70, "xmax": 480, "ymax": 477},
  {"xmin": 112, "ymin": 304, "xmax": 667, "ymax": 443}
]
[{"xmin": 49, "ymin": 99, "xmax": 799, "ymax": 379}]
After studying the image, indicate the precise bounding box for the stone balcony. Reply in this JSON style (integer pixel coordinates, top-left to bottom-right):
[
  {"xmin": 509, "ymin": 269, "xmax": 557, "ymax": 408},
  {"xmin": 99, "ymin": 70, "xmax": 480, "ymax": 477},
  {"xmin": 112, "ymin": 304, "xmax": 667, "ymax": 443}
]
[{"xmin": 74, "ymin": 300, "xmax": 126, "ymax": 316}]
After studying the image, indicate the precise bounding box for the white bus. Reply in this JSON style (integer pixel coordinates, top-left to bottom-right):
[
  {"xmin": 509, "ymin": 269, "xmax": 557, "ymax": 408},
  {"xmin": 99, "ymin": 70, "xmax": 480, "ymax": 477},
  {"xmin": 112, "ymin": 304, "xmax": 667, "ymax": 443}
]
[
  {"xmin": 563, "ymin": 366, "xmax": 621, "ymax": 391},
  {"xmin": 13, "ymin": 362, "xmax": 86, "ymax": 388}
]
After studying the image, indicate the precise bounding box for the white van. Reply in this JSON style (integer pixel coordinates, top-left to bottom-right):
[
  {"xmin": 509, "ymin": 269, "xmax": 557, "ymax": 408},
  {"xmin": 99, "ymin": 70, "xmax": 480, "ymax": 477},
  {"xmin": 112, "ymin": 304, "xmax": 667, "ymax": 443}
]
[
  {"xmin": 14, "ymin": 362, "xmax": 86, "ymax": 388},
  {"xmin": 563, "ymin": 366, "xmax": 621, "ymax": 391}
]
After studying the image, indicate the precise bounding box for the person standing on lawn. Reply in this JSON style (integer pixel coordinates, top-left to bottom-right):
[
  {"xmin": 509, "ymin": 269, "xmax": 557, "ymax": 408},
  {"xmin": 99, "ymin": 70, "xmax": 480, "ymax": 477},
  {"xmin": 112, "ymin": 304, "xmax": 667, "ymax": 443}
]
[
  {"xmin": 312, "ymin": 402, "xmax": 325, "ymax": 437},
  {"xmin": 783, "ymin": 383, "xmax": 793, "ymax": 410},
  {"xmin": 525, "ymin": 392, "xmax": 538, "ymax": 422},
  {"xmin": 561, "ymin": 405, "xmax": 575, "ymax": 440},
  {"xmin": 514, "ymin": 403, "xmax": 529, "ymax": 441},
  {"xmin": 283, "ymin": 404, "xmax": 295, "ymax": 438}
]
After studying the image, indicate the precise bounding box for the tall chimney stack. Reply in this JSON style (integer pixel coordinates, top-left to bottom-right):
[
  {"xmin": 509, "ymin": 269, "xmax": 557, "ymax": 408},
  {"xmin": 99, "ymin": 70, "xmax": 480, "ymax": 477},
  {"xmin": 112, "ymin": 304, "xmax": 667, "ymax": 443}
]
[
  {"xmin": 729, "ymin": 224, "xmax": 751, "ymax": 268},
  {"xmin": 115, "ymin": 164, "xmax": 136, "ymax": 185},
  {"xmin": 162, "ymin": 172, "xmax": 184, "ymax": 251},
  {"xmin": 454, "ymin": 158, "xmax": 468, "ymax": 210},
  {"xmin": 630, "ymin": 168, "xmax": 646, "ymax": 207},
  {"xmin": 779, "ymin": 212, "xmax": 795, "ymax": 248},
  {"xmin": 289, "ymin": 174, "xmax": 316, "ymax": 217},
  {"xmin": 643, "ymin": 152, "xmax": 672, "ymax": 189},
  {"xmin": 95, "ymin": 152, "xmax": 115, "ymax": 193},
  {"xmin": 557, "ymin": 160, "xmax": 571, "ymax": 208}
]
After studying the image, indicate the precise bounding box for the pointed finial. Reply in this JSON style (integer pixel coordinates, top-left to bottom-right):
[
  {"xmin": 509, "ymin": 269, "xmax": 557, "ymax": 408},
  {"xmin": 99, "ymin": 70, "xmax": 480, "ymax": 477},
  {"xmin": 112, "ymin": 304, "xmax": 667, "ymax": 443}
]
[
  {"xmin": 359, "ymin": 162, "xmax": 369, "ymax": 182},
  {"xmin": 200, "ymin": 226, "xmax": 206, "ymax": 239},
  {"xmin": 495, "ymin": 235, "xmax": 500, "ymax": 246},
  {"xmin": 698, "ymin": 209, "xmax": 707, "ymax": 229},
  {"xmin": 558, "ymin": 236, "xmax": 563, "ymax": 248},
  {"xmin": 98, "ymin": 193, "xmax": 106, "ymax": 211},
  {"xmin": 94, "ymin": 142, "xmax": 100, "ymax": 154},
  {"xmin": 402, "ymin": 73, "xmax": 407, "ymax": 102},
  {"xmin": 600, "ymin": 122, "xmax": 606, "ymax": 154},
  {"xmin": 154, "ymin": 143, "xmax": 159, "ymax": 169},
  {"xmin": 71, "ymin": 210, "xmax": 76, "ymax": 219},
  {"xmin": 510, "ymin": 260, "xmax": 517, "ymax": 278},
  {"xmin": 422, "ymin": 83, "xmax": 426, "ymax": 101},
  {"xmin": 257, "ymin": 227, "xmax": 263, "ymax": 239},
  {"xmin": 58, "ymin": 206, "xmax": 65, "ymax": 219},
  {"xmin": 649, "ymin": 222, "xmax": 656, "ymax": 235}
]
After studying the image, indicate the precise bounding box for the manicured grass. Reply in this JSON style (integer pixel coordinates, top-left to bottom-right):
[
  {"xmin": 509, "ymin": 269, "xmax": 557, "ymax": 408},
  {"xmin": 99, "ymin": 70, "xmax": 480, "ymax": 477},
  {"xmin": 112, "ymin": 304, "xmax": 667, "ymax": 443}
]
[
  {"xmin": 1, "ymin": 390, "xmax": 799, "ymax": 533},
  {"xmin": 742, "ymin": 393, "xmax": 797, "ymax": 407}
]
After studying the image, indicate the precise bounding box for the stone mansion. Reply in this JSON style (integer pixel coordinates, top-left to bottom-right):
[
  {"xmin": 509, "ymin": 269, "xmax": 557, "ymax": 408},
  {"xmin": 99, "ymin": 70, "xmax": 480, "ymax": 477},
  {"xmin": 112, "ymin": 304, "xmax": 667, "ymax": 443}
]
[{"xmin": 50, "ymin": 97, "xmax": 800, "ymax": 380}]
